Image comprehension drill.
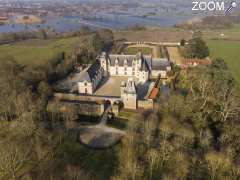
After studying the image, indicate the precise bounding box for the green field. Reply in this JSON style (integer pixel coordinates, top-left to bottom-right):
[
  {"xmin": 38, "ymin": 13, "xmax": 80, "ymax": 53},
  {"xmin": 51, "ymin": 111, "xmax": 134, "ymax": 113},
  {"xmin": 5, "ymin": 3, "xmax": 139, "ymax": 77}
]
[
  {"xmin": 0, "ymin": 37, "xmax": 80, "ymax": 65},
  {"xmin": 207, "ymin": 40, "xmax": 240, "ymax": 86},
  {"xmin": 203, "ymin": 24, "xmax": 240, "ymax": 40}
]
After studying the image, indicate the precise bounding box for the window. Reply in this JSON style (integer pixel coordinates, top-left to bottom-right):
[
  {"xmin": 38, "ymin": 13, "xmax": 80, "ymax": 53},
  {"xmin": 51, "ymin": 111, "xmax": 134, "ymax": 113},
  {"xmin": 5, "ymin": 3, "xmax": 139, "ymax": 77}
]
[
  {"xmin": 84, "ymin": 82, "xmax": 87, "ymax": 86},
  {"xmin": 125, "ymin": 67, "xmax": 127, "ymax": 75},
  {"xmin": 85, "ymin": 88, "xmax": 88, "ymax": 94}
]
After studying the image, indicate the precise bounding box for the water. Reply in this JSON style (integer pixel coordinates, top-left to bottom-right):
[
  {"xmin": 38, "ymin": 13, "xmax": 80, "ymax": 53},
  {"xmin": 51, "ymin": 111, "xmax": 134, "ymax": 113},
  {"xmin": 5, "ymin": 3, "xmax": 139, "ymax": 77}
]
[{"xmin": 0, "ymin": 13, "xmax": 190, "ymax": 33}]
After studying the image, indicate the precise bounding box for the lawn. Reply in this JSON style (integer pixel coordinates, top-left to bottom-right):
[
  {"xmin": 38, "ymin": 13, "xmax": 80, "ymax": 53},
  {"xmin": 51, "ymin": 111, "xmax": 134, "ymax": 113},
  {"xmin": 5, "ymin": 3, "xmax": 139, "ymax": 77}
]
[
  {"xmin": 207, "ymin": 39, "xmax": 240, "ymax": 87},
  {"xmin": 124, "ymin": 47, "xmax": 152, "ymax": 55},
  {"xmin": 118, "ymin": 110, "xmax": 141, "ymax": 121},
  {"xmin": 0, "ymin": 37, "xmax": 81, "ymax": 65}
]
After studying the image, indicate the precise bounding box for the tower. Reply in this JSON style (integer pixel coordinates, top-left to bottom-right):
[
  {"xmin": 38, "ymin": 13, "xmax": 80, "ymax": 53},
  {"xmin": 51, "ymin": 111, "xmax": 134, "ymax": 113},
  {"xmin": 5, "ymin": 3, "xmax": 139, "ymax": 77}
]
[
  {"xmin": 98, "ymin": 52, "xmax": 108, "ymax": 75},
  {"xmin": 121, "ymin": 78, "xmax": 137, "ymax": 110}
]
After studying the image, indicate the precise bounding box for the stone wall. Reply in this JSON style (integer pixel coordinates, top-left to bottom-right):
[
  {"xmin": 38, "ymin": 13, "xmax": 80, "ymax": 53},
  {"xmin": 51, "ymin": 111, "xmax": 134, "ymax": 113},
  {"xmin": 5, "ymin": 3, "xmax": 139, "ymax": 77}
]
[
  {"xmin": 122, "ymin": 93, "xmax": 137, "ymax": 110},
  {"xmin": 47, "ymin": 99, "xmax": 104, "ymax": 117},
  {"xmin": 138, "ymin": 99, "xmax": 154, "ymax": 110}
]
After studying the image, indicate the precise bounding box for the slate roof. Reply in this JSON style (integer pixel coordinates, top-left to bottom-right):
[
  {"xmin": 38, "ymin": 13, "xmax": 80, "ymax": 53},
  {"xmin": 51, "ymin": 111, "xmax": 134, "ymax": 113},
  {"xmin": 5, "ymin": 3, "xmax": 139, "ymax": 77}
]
[
  {"xmin": 151, "ymin": 58, "xmax": 170, "ymax": 71},
  {"xmin": 109, "ymin": 55, "xmax": 135, "ymax": 66},
  {"xmin": 140, "ymin": 57, "xmax": 150, "ymax": 72},
  {"xmin": 78, "ymin": 61, "xmax": 102, "ymax": 82},
  {"xmin": 108, "ymin": 54, "xmax": 151, "ymax": 72}
]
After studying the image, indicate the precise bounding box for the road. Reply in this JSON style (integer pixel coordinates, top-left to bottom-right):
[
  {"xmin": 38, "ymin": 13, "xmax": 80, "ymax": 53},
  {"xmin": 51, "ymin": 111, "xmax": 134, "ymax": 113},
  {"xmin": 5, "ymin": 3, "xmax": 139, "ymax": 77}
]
[{"xmin": 99, "ymin": 105, "xmax": 112, "ymax": 126}]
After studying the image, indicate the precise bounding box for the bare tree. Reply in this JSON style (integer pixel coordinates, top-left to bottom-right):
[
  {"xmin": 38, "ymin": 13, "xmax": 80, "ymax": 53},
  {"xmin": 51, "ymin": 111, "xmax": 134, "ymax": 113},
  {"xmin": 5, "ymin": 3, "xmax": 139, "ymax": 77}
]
[{"xmin": 0, "ymin": 142, "xmax": 30, "ymax": 179}]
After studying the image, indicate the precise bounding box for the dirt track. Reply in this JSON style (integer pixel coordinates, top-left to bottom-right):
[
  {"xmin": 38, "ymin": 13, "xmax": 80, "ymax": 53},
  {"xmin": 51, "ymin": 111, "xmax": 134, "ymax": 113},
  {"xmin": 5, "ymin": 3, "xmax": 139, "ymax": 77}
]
[{"xmin": 167, "ymin": 47, "xmax": 184, "ymax": 65}]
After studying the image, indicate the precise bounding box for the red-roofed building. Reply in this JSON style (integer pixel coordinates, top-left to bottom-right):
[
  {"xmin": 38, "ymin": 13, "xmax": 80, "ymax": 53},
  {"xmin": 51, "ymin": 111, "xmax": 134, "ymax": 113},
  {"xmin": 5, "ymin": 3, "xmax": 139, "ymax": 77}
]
[
  {"xmin": 0, "ymin": 17, "xmax": 8, "ymax": 21},
  {"xmin": 181, "ymin": 58, "xmax": 212, "ymax": 69},
  {"xmin": 148, "ymin": 87, "xmax": 159, "ymax": 100}
]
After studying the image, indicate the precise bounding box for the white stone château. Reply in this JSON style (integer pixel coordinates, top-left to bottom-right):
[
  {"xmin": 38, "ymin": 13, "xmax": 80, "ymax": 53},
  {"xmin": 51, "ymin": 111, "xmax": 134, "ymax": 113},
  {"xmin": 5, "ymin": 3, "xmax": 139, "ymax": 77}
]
[
  {"xmin": 76, "ymin": 52, "xmax": 171, "ymax": 109},
  {"xmin": 99, "ymin": 52, "xmax": 171, "ymax": 81}
]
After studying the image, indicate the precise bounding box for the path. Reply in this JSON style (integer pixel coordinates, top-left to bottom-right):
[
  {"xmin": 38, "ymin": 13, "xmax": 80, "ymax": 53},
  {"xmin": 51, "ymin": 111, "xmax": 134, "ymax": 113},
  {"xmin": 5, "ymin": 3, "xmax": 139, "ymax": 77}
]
[
  {"xmin": 99, "ymin": 105, "xmax": 112, "ymax": 126},
  {"xmin": 167, "ymin": 47, "xmax": 184, "ymax": 65}
]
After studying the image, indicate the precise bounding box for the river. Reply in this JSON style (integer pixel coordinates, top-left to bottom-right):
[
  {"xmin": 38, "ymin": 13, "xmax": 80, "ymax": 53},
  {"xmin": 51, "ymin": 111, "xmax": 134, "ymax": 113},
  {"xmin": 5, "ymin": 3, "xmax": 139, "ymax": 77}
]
[{"xmin": 0, "ymin": 13, "xmax": 190, "ymax": 33}]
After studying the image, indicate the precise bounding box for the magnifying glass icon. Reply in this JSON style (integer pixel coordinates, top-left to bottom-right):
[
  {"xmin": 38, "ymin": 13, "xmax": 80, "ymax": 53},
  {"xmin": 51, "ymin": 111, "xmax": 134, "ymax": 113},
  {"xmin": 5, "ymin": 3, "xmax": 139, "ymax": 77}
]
[{"xmin": 225, "ymin": 1, "xmax": 238, "ymax": 14}]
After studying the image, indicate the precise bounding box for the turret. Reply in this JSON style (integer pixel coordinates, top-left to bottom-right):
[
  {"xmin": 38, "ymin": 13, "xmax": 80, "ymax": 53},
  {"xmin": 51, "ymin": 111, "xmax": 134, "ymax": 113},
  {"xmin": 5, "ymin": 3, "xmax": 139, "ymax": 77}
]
[
  {"xmin": 121, "ymin": 78, "xmax": 137, "ymax": 110},
  {"xmin": 98, "ymin": 52, "xmax": 108, "ymax": 75}
]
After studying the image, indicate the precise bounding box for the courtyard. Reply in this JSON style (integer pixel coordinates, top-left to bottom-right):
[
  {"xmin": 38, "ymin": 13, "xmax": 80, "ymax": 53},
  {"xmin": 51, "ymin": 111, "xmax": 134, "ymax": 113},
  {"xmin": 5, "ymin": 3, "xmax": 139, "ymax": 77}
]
[
  {"xmin": 94, "ymin": 76, "xmax": 155, "ymax": 100},
  {"xmin": 94, "ymin": 76, "xmax": 129, "ymax": 97}
]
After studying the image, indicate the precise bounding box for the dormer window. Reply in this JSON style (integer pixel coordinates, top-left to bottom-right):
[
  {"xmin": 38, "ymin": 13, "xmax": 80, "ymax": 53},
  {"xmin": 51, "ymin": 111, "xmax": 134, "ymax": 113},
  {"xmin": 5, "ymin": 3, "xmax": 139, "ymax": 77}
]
[
  {"xmin": 132, "ymin": 61, "xmax": 135, "ymax": 66},
  {"xmin": 115, "ymin": 59, "xmax": 119, "ymax": 66},
  {"xmin": 124, "ymin": 59, "xmax": 128, "ymax": 66}
]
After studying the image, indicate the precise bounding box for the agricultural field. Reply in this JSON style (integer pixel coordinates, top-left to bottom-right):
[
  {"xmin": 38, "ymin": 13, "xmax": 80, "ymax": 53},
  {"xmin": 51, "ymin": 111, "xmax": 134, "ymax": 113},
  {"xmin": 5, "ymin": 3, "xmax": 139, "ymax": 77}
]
[
  {"xmin": 0, "ymin": 37, "xmax": 80, "ymax": 65},
  {"xmin": 207, "ymin": 39, "xmax": 240, "ymax": 87},
  {"xmin": 114, "ymin": 27, "xmax": 191, "ymax": 42}
]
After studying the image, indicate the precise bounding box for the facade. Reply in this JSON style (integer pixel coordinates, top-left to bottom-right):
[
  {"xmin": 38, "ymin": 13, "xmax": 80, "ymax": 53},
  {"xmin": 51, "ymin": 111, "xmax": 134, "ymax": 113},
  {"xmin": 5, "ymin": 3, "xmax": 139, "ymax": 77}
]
[
  {"xmin": 99, "ymin": 52, "xmax": 171, "ymax": 80},
  {"xmin": 99, "ymin": 52, "xmax": 150, "ymax": 83}
]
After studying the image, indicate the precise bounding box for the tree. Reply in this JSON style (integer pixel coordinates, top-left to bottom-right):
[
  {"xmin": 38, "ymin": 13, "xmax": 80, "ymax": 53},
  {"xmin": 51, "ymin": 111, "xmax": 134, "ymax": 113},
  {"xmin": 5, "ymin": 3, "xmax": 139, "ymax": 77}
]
[
  {"xmin": 211, "ymin": 58, "xmax": 228, "ymax": 70},
  {"xmin": 185, "ymin": 37, "xmax": 209, "ymax": 59},
  {"xmin": 180, "ymin": 39, "xmax": 186, "ymax": 46},
  {"xmin": 0, "ymin": 142, "xmax": 30, "ymax": 179},
  {"xmin": 39, "ymin": 29, "xmax": 48, "ymax": 39},
  {"xmin": 79, "ymin": 26, "xmax": 92, "ymax": 35},
  {"xmin": 98, "ymin": 29, "xmax": 114, "ymax": 51}
]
